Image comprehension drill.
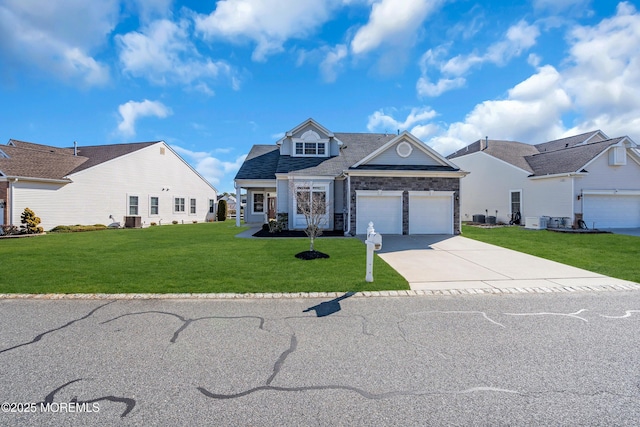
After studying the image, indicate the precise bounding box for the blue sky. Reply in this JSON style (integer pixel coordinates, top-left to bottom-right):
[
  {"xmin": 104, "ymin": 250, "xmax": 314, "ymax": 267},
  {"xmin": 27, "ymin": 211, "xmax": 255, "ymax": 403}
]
[{"xmin": 2, "ymin": 0, "xmax": 640, "ymax": 192}]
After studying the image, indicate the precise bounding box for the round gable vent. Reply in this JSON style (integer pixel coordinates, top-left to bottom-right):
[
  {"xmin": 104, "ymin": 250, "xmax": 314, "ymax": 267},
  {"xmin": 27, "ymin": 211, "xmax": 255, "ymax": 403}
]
[{"xmin": 396, "ymin": 141, "xmax": 413, "ymax": 158}]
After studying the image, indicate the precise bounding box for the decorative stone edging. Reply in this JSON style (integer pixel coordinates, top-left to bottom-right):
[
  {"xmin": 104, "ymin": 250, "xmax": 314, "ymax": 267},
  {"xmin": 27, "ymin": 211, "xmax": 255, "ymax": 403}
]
[{"xmin": 1, "ymin": 283, "xmax": 639, "ymax": 300}]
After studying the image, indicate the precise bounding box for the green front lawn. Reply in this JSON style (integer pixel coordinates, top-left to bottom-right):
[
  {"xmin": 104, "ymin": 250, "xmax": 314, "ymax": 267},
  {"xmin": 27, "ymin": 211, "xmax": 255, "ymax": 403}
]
[
  {"xmin": 0, "ymin": 223, "xmax": 408, "ymax": 294},
  {"xmin": 462, "ymin": 225, "xmax": 640, "ymax": 283}
]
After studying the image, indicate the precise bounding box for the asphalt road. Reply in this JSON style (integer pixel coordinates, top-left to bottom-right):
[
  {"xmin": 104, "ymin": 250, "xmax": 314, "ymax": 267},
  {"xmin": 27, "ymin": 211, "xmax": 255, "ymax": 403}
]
[{"xmin": 1, "ymin": 291, "xmax": 640, "ymax": 426}]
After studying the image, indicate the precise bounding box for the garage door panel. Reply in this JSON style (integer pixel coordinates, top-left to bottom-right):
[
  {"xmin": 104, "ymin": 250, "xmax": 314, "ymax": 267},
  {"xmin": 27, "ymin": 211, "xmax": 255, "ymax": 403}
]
[
  {"xmin": 583, "ymin": 195, "xmax": 640, "ymax": 228},
  {"xmin": 356, "ymin": 195, "xmax": 402, "ymax": 234},
  {"xmin": 409, "ymin": 195, "xmax": 453, "ymax": 234}
]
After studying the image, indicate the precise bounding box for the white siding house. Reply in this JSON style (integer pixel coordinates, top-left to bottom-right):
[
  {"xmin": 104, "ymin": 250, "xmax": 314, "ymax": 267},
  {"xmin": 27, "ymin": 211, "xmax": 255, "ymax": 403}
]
[
  {"xmin": 0, "ymin": 140, "xmax": 217, "ymax": 230},
  {"xmin": 448, "ymin": 131, "xmax": 640, "ymax": 228}
]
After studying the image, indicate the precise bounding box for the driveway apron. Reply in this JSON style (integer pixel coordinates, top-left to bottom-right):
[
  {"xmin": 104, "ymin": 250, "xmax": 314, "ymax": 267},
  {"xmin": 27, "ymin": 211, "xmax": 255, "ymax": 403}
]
[{"xmin": 370, "ymin": 235, "xmax": 637, "ymax": 291}]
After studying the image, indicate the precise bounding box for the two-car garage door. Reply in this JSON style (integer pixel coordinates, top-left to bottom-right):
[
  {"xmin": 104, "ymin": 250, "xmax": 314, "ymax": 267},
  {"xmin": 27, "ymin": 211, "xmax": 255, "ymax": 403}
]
[
  {"xmin": 355, "ymin": 190, "xmax": 453, "ymax": 234},
  {"xmin": 583, "ymin": 194, "xmax": 640, "ymax": 228}
]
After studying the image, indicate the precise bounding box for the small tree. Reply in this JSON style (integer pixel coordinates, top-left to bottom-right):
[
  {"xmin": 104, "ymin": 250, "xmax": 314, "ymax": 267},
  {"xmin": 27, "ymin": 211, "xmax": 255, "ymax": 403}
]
[
  {"xmin": 20, "ymin": 207, "xmax": 43, "ymax": 234},
  {"xmin": 217, "ymin": 199, "xmax": 227, "ymax": 222},
  {"xmin": 292, "ymin": 181, "xmax": 331, "ymax": 253}
]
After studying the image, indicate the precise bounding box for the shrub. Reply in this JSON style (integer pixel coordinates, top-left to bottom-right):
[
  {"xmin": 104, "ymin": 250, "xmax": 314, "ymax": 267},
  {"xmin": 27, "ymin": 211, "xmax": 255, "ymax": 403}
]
[
  {"xmin": 217, "ymin": 200, "xmax": 227, "ymax": 222},
  {"xmin": 172, "ymin": 220, "xmax": 178, "ymax": 225},
  {"xmin": 20, "ymin": 208, "xmax": 43, "ymax": 234},
  {"xmin": 150, "ymin": 222, "xmax": 157, "ymax": 226},
  {"xmin": 50, "ymin": 224, "xmax": 108, "ymax": 233},
  {"xmin": 1, "ymin": 225, "xmax": 20, "ymax": 236}
]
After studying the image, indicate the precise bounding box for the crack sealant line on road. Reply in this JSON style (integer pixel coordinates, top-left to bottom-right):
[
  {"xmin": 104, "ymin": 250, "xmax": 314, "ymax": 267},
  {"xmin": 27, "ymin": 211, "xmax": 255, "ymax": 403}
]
[{"xmin": 0, "ymin": 282, "xmax": 639, "ymax": 300}]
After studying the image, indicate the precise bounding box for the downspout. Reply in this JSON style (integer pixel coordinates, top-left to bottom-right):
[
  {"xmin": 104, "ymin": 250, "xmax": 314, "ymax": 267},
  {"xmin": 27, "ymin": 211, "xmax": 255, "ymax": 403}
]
[{"xmin": 344, "ymin": 173, "xmax": 351, "ymax": 236}]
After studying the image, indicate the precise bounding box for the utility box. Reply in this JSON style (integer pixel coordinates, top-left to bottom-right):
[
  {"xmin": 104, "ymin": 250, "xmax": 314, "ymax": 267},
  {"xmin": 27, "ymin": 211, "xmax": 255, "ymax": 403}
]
[
  {"xmin": 124, "ymin": 216, "xmax": 142, "ymax": 228},
  {"xmin": 525, "ymin": 216, "xmax": 547, "ymax": 230}
]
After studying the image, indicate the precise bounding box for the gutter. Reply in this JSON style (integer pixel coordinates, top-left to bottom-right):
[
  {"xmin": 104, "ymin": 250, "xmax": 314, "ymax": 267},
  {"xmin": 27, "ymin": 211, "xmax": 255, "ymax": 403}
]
[
  {"xmin": 4, "ymin": 175, "xmax": 72, "ymax": 184},
  {"xmin": 528, "ymin": 172, "xmax": 586, "ymax": 180}
]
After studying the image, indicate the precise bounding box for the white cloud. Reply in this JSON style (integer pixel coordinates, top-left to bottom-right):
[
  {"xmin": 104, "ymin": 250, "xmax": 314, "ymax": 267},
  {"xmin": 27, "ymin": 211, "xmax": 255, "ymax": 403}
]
[
  {"xmin": 431, "ymin": 65, "xmax": 571, "ymax": 154},
  {"xmin": 171, "ymin": 145, "xmax": 247, "ymax": 188},
  {"xmin": 351, "ymin": 0, "xmax": 443, "ymax": 55},
  {"xmin": 418, "ymin": 20, "xmax": 540, "ymax": 97},
  {"xmin": 385, "ymin": 2, "xmax": 640, "ymax": 157},
  {"xmin": 126, "ymin": 0, "xmax": 173, "ymax": 22},
  {"xmin": 319, "ymin": 44, "xmax": 348, "ymax": 83},
  {"xmin": 367, "ymin": 107, "xmax": 438, "ymax": 133},
  {"xmin": 562, "ymin": 1, "xmax": 640, "ymax": 137},
  {"xmin": 194, "ymin": 0, "xmax": 343, "ymax": 61},
  {"xmin": 0, "ymin": 0, "xmax": 116, "ymax": 85},
  {"xmin": 442, "ymin": 20, "xmax": 540, "ymax": 76},
  {"xmin": 117, "ymin": 18, "xmax": 238, "ymax": 91},
  {"xmin": 117, "ymin": 100, "xmax": 172, "ymax": 137},
  {"xmin": 416, "ymin": 76, "xmax": 465, "ymax": 97}
]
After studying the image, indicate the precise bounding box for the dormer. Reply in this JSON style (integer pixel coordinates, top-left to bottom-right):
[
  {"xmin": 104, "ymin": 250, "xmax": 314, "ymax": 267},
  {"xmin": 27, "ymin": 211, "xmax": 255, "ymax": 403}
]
[
  {"xmin": 277, "ymin": 118, "xmax": 342, "ymax": 157},
  {"xmin": 293, "ymin": 130, "xmax": 329, "ymax": 157}
]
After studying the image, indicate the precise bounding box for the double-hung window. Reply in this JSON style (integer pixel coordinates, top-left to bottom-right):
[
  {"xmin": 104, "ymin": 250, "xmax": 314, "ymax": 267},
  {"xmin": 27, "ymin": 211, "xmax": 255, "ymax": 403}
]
[
  {"xmin": 174, "ymin": 197, "xmax": 185, "ymax": 213},
  {"xmin": 129, "ymin": 196, "xmax": 139, "ymax": 215},
  {"xmin": 209, "ymin": 199, "xmax": 215, "ymax": 214},
  {"xmin": 150, "ymin": 197, "xmax": 159, "ymax": 215},
  {"xmin": 190, "ymin": 198, "xmax": 197, "ymax": 214}
]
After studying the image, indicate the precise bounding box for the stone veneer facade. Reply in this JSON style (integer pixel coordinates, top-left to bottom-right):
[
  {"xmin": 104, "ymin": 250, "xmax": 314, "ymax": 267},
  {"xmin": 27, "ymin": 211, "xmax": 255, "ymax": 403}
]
[{"xmin": 348, "ymin": 176, "xmax": 461, "ymax": 235}]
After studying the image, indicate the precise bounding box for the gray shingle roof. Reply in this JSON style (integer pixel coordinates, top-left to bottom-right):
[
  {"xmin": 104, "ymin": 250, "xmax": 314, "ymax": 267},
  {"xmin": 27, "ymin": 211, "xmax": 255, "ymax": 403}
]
[
  {"xmin": 534, "ymin": 130, "xmax": 604, "ymax": 153},
  {"xmin": 235, "ymin": 132, "xmax": 459, "ymax": 180},
  {"xmin": 525, "ymin": 137, "xmax": 623, "ymax": 175},
  {"xmin": 0, "ymin": 139, "xmax": 159, "ymax": 180},
  {"xmin": 235, "ymin": 145, "xmax": 280, "ymax": 180},
  {"xmin": 447, "ymin": 130, "xmax": 623, "ymax": 177}
]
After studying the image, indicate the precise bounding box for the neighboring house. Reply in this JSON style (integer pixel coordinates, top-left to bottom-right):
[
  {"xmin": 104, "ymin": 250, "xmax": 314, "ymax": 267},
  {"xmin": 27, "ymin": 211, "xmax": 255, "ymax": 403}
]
[
  {"xmin": 0, "ymin": 139, "xmax": 218, "ymax": 230},
  {"xmin": 234, "ymin": 118, "xmax": 467, "ymax": 235},
  {"xmin": 447, "ymin": 130, "xmax": 640, "ymax": 228}
]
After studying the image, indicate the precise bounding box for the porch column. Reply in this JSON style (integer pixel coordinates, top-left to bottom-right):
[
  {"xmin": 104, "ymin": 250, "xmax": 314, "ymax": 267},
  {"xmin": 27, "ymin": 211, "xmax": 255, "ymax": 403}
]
[{"xmin": 235, "ymin": 182, "xmax": 241, "ymax": 227}]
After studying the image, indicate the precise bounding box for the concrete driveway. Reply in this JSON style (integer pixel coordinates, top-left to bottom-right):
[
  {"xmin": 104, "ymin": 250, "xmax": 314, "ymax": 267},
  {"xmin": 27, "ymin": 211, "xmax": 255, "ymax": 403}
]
[{"xmin": 371, "ymin": 234, "xmax": 638, "ymax": 291}]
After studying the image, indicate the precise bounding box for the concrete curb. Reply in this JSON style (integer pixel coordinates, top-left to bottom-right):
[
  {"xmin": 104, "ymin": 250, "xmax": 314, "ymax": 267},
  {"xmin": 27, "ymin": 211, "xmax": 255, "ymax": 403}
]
[{"xmin": 1, "ymin": 282, "xmax": 640, "ymax": 300}]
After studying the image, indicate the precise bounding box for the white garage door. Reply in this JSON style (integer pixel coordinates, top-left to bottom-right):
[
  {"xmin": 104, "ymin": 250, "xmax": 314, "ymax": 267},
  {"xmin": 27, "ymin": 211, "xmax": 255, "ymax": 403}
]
[
  {"xmin": 356, "ymin": 191, "xmax": 402, "ymax": 234},
  {"xmin": 409, "ymin": 192, "xmax": 453, "ymax": 234},
  {"xmin": 583, "ymin": 194, "xmax": 640, "ymax": 228}
]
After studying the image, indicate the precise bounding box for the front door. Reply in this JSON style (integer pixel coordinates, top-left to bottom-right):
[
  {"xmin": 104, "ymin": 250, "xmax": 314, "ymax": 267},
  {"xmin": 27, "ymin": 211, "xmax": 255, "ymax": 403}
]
[{"xmin": 267, "ymin": 197, "xmax": 276, "ymax": 220}]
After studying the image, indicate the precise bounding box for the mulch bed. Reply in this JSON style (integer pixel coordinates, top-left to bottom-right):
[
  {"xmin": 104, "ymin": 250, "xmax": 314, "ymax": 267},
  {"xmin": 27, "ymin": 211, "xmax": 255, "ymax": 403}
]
[
  {"xmin": 295, "ymin": 250, "xmax": 330, "ymax": 260},
  {"xmin": 252, "ymin": 229, "xmax": 346, "ymax": 238}
]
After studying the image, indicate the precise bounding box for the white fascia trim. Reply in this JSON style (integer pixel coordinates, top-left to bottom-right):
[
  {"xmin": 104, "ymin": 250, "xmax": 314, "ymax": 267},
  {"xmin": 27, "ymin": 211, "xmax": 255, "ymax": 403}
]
[
  {"xmin": 356, "ymin": 190, "xmax": 403, "ymax": 197},
  {"xmin": 529, "ymin": 172, "xmax": 587, "ymax": 180},
  {"xmin": 234, "ymin": 179, "xmax": 276, "ymax": 188},
  {"xmin": 278, "ymin": 174, "xmax": 336, "ymax": 181},
  {"xmin": 582, "ymin": 189, "xmax": 640, "ymax": 196},
  {"xmin": 408, "ymin": 190, "xmax": 455, "ymax": 197},
  {"xmin": 346, "ymin": 169, "xmax": 468, "ymax": 178},
  {"xmin": 282, "ymin": 118, "xmax": 335, "ymax": 140},
  {"xmin": 352, "ymin": 131, "xmax": 456, "ymax": 168}
]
